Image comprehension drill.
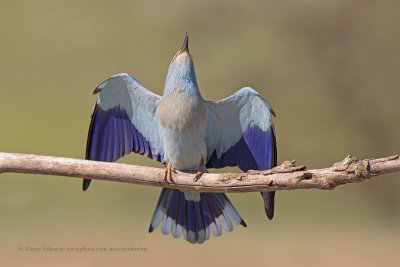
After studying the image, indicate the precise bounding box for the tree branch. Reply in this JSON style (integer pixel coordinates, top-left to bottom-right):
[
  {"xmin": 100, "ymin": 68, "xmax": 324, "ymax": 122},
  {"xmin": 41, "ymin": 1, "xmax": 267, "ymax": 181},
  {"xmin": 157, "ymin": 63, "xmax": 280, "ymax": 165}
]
[{"xmin": 0, "ymin": 152, "xmax": 398, "ymax": 192}]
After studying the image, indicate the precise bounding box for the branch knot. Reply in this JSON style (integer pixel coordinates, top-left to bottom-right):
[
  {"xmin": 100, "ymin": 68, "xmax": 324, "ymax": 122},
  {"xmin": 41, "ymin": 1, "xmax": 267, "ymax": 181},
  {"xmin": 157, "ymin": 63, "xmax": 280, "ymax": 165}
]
[
  {"xmin": 333, "ymin": 155, "xmax": 358, "ymax": 172},
  {"xmin": 333, "ymin": 155, "xmax": 372, "ymax": 178}
]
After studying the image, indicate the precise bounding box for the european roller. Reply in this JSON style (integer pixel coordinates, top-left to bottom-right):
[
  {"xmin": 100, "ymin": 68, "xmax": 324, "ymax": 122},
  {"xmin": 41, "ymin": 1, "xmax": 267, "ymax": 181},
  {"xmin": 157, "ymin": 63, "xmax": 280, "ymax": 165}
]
[{"xmin": 83, "ymin": 33, "xmax": 277, "ymax": 244}]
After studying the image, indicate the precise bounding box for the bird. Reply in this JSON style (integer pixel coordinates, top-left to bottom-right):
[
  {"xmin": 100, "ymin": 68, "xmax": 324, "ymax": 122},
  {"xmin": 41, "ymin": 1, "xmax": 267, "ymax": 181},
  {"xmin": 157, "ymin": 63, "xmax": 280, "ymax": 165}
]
[{"xmin": 83, "ymin": 33, "xmax": 277, "ymax": 244}]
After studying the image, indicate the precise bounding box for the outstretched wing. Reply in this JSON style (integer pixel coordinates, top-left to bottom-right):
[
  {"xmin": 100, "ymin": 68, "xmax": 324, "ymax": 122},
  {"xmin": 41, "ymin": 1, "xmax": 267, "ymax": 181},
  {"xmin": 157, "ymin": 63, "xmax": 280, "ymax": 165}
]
[
  {"xmin": 205, "ymin": 87, "xmax": 277, "ymax": 218},
  {"xmin": 84, "ymin": 73, "xmax": 165, "ymax": 190}
]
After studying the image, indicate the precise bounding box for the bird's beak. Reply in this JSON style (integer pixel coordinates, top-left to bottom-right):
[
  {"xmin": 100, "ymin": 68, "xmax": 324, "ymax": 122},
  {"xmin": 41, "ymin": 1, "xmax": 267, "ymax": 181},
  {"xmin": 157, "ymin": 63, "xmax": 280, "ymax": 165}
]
[{"xmin": 178, "ymin": 33, "xmax": 189, "ymax": 54}]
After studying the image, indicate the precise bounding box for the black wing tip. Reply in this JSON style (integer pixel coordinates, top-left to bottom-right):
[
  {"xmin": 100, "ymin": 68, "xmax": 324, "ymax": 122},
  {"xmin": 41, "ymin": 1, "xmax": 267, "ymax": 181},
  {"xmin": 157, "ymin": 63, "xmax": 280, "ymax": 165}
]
[
  {"xmin": 265, "ymin": 199, "xmax": 275, "ymax": 220},
  {"xmin": 265, "ymin": 208, "xmax": 274, "ymax": 220},
  {"xmin": 82, "ymin": 179, "xmax": 91, "ymax": 191},
  {"xmin": 93, "ymin": 77, "xmax": 113, "ymax": 94},
  {"xmin": 148, "ymin": 225, "xmax": 154, "ymax": 233},
  {"xmin": 263, "ymin": 191, "xmax": 275, "ymax": 220},
  {"xmin": 93, "ymin": 87, "xmax": 101, "ymax": 94},
  {"xmin": 270, "ymin": 107, "xmax": 276, "ymax": 117},
  {"xmin": 240, "ymin": 220, "xmax": 247, "ymax": 227}
]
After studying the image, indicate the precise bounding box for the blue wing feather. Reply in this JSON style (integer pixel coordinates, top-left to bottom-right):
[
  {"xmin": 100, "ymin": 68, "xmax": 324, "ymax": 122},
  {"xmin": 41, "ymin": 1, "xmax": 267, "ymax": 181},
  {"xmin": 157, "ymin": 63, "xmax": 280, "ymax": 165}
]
[
  {"xmin": 84, "ymin": 73, "xmax": 165, "ymax": 190},
  {"xmin": 206, "ymin": 125, "xmax": 276, "ymax": 172},
  {"xmin": 205, "ymin": 87, "xmax": 277, "ymax": 219},
  {"xmin": 87, "ymin": 105, "xmax": 164, "ymax": 163}
]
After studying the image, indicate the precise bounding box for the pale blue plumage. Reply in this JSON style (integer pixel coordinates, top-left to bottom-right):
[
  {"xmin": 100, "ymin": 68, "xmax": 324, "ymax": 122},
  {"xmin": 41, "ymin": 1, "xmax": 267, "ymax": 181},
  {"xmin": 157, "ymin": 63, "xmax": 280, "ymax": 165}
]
[
  {"xmin": 83, "ymin": 74, "xmax": 166, "ymax": 189},
  {"xmin": 205, "ymin": 87, "xmax": 275, "ymax": 162},
  {"xmin": 84, "ymin": 33, "xmax": 277, "ymax": 243},
  {"xmin": 97, "ymin": 73, "xmax": 164, "ymax": 158}
]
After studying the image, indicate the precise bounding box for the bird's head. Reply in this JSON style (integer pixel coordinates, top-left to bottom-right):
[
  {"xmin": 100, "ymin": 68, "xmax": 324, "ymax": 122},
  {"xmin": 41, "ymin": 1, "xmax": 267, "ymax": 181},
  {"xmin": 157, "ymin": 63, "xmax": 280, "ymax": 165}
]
[{"xmin": 164, "ymin": 33, "xmax": 200, "ymax": 96}]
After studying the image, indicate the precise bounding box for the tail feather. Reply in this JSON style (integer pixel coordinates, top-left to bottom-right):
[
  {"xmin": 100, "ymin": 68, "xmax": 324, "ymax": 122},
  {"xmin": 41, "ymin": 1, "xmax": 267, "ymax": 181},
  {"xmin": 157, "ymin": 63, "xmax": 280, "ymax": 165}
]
[
  {"xmin": 149, "ymin": 188, "xmax": 246, "ymax": 244},
  {"xmin": 164, "ymin": 190, "xmax": 179, "ymax": 235},
  {"xmin": 149, "ymin": 189, "xmax": 170, "ymax": 232},
  {"xmin": 194, "ymin": 201, "xmax": 206, "ymax": 243},
  {"xmin": 208, "ymin": 194, "xmax": 232, "ymax": 232},
  {"xmin": 203, "ymin": 194, "xmax": 223, "ymax": 235},
  {"xmin": 175, "ymin": 192, "xmax": 186, "ymax": 237},
  {"xmin": 215, "ymin": 194, "xmax": 246, "ymax": 226},
  {"xmin": 186, "ymin": 200, "xmax": 196, "ymax": 242},
  {"xmin": 199, "ymin": 196, "xmax": 221, "ymax": 237}
]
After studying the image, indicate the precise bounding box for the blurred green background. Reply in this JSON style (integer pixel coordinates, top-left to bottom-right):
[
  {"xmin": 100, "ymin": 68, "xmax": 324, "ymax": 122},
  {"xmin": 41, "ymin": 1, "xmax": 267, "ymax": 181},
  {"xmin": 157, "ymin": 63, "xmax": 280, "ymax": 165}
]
[{"xmin": 0, "ymin": 0, "xmax": 399, "ymax": 266}]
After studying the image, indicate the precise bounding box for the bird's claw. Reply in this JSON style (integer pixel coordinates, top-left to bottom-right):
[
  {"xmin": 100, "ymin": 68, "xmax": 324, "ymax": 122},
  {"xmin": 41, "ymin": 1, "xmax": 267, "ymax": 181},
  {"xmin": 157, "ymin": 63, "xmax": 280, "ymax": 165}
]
[
  {"xmin": 193, "ymin": 170, "xmax": 203, "ymax": 182},
  {"xmin": 164, "ymin": 162, "xmax": 175, "ymax": 183},
  {"xmin": 193, "ymin": 159, "xmax": 205, "ymax": 182}
]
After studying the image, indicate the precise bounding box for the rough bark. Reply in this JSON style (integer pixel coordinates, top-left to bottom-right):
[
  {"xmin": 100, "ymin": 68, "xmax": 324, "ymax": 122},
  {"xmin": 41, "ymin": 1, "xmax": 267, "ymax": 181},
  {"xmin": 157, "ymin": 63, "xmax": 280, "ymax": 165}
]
[{"xmin": 0, "ymin": 152, "xmax": 398, "ymax": 193}]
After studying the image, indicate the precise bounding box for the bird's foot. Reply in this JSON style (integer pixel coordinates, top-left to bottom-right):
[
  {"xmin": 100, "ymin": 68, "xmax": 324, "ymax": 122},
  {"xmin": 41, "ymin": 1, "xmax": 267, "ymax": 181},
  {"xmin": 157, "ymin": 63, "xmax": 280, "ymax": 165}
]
[
  {"xmin": 193, "ymin": 170, "xmax": 203, "ymax": 182},
  {"xmin": 164, "ymin": 161, "xmax": 175, "ymax": 183},
  {"xmin": 193, "ymin": 159, "xmax": 205, "ymax": 182}
]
